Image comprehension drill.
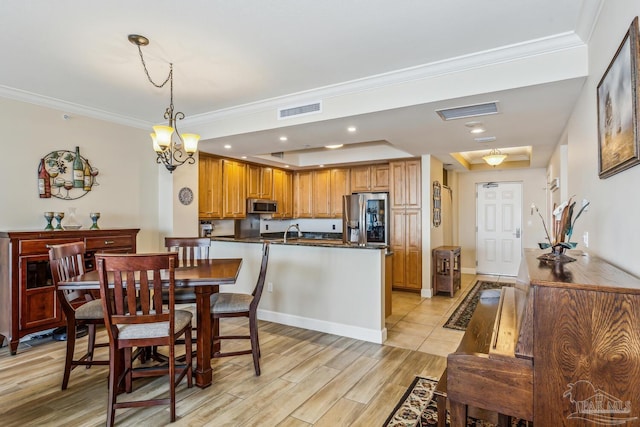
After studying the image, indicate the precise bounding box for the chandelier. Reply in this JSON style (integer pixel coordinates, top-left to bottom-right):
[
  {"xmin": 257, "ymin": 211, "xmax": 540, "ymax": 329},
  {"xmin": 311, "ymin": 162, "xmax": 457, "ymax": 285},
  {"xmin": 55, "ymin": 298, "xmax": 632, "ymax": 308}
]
[
  {"xmin": 482, "ymin": 148, "xmax": 507, "ymax": 167},
  {"xmin": 128, "ymin": 34, "xmax": 200, "ymax": 173}
]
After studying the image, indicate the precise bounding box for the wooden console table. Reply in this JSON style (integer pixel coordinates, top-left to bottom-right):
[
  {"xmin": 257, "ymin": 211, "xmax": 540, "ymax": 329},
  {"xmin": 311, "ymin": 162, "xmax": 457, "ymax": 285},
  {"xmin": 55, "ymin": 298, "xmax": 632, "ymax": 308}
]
[
  {"xmin": 432, "ymin": 246, "xmax": 461, "ymax": 297},
  {"xmin": 0, "ymin": 228, "xmax": 139, "ymax": 355}
]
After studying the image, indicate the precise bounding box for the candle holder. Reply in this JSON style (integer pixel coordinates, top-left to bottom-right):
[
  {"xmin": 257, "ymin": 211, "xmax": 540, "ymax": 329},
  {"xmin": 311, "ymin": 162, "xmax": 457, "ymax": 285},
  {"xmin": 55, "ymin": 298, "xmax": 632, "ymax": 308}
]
[
  {"xmin": 44, "ymin": 212, "xmax": 54, "ymax": 231},
  {"xmin": 54, "ymin": 212, "xmax": 64, "ymax": 231},
  {"xmin": 89, "ymin": 212, "xmax": 100, "ymax": 230}
]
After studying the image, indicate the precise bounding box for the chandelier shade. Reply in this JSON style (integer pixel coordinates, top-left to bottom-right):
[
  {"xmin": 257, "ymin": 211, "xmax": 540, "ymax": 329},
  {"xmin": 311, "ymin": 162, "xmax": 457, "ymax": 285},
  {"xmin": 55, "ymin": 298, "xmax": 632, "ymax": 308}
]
[
  {"xmin": 129, "ymin": 34, "xmax": 200, "ymax": 173},
  {"xmin": 483, "ymin": 148, "xmax": 507, "ymax": 166}
]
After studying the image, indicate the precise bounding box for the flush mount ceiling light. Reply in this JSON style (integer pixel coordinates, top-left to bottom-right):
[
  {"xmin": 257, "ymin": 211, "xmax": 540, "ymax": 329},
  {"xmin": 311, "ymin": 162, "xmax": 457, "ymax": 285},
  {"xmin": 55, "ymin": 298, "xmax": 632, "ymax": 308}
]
[
  {"xmin": 347, "ymin": 126, "xmax": 357, "ymax": 132},
  {"xmin": 483, "ymin": 148, "xmax": 507, "ymax": 166},
  {"xmin": 279, "ymin": 136, "xmax": 288, "ymax": 141},
  {"xmin": 325, "ymin": 144, "xmax": 344, "ymax": 149},
  {"xmin": 464, "ymin": 120, "xmax": 486, "ymax": 134},
  {"xmin": 129, "ymin": 34, "xmax": 200, "ymax": 173}
]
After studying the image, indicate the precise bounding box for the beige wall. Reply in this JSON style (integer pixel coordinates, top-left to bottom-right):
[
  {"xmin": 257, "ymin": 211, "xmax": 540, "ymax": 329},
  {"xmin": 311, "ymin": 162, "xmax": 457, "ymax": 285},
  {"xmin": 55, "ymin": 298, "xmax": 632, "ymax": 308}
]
[
  {"xmin": 0, "ymin": 98, "xmax": 161, "ymax": 252},
  {"xmin": 457, "ymin": 168, "xmax": 547, "ymax": 272},
  {"xmin": 563, "ymin": 0, "xmax": 640, "ymax": 276}
]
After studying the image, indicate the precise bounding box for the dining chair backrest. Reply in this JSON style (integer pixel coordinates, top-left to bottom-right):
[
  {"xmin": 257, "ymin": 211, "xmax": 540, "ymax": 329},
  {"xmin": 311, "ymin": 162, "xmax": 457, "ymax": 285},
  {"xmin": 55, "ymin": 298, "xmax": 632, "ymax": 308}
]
[
  {"xmin": 165, "ymin": 237, "xmax": 210, "ymax": 265},
  {"xmin": 49, "ymin": 241, "xmax": 89, "ymax": 302},
  {"xmin": 251, "ymin": 242, "xmax": 270, "ymax": 310},
  {"xmin": 96, "ymin": 253, "xmax": 178, "ymax": 342}
]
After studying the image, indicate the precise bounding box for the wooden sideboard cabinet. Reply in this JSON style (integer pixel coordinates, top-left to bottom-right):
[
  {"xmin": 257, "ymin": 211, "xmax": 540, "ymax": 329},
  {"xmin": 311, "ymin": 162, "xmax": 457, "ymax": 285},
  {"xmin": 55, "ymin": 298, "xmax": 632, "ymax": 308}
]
[
  {"xmin": 0, "ymin": 228, "xmax": 139, "ymax": 355},
  {"xmin": 432, "ymin": 246, "xmax": 461, "ymax": 297}
]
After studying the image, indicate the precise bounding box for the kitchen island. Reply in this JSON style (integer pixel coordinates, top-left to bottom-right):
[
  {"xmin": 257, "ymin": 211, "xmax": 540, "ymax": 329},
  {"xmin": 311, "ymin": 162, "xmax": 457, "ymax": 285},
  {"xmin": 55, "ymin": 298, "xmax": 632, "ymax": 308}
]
[{"xmin": 211, "ymin": 237, "xmax": 387, "ymax": 344}]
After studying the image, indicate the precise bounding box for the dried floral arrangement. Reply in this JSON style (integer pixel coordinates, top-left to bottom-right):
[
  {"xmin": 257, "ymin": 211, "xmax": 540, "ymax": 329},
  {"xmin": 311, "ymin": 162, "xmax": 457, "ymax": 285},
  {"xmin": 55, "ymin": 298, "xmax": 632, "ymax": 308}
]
[{"xmin": 531, "ymin": 197, "xmax": 590, "ymax": 261}]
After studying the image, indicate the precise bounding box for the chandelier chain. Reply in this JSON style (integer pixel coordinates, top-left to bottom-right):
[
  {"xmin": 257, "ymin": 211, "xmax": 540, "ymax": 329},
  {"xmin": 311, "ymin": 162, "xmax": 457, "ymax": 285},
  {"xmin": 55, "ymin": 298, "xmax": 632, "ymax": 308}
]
[{"xmin": 135, "ymin": 45, "xmax": 173, "ymax": 89}]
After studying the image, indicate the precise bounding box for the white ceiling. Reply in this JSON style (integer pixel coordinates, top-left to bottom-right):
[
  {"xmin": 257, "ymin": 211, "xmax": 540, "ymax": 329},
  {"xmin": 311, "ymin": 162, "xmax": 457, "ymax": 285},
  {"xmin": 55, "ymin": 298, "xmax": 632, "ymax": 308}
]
[{"xmin": 0, "ymin": 1, "xmax": 600, "ymax": 170}]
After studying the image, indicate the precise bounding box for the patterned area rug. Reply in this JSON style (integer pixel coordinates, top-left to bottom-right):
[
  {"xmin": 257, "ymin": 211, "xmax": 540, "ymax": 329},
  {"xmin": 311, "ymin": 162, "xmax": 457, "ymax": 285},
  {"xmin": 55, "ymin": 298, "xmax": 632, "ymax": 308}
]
[
  {"xmin": 443, "ymin": 280, "xmax": 512, "ymax": 331},
  {"xmin": 384, "ymin": 377, "xmax": 529, "ymax": 426}
]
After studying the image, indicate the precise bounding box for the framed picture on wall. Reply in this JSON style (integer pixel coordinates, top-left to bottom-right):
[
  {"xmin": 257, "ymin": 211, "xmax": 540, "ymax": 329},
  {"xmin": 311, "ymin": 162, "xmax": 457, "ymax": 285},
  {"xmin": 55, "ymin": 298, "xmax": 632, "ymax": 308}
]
[{"xmin": 596, "ymin": 16, "xmax": 640, "ymax": 179}]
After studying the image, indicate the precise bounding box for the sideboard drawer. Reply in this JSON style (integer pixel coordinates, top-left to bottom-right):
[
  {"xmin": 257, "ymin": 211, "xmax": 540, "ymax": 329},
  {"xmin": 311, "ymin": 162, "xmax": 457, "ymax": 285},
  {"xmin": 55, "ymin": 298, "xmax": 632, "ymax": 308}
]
[
  {"xmin": 20, "ymin": 238, "xmax": 80, "ymax": 255},
  {"xmin": 85, "ymin": 235, "xmax": 134, "ymax": 251}
]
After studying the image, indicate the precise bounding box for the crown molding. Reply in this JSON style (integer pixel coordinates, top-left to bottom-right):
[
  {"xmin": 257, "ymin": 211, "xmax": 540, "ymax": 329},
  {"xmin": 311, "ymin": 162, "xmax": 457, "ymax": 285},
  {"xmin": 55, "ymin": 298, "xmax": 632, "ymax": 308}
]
[
  {"xmin": 1, "ymin": 30, "xmax": 586, "ymax": 131},
  {"xmin": 183, "ymin": 31, "xmax": 586, "ymax": 127},
  {"xmin": 0, "ymin": 85, "xmax": 151, "ymax": 129}
]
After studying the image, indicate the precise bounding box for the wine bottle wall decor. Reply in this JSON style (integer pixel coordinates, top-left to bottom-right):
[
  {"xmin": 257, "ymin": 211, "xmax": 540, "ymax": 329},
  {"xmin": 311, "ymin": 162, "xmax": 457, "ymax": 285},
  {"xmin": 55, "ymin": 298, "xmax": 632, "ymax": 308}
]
[{"xmin": 37, "ymin": 147, "xmax": 99, "ymax": 200}]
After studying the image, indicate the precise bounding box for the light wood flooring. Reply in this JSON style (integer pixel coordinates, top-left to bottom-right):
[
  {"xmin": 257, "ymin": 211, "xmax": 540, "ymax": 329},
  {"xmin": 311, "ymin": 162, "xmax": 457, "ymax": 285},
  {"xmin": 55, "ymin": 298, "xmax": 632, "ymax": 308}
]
[{"xmin": 0, "ymin": 274, "xmax": 500, "ymax": 426}]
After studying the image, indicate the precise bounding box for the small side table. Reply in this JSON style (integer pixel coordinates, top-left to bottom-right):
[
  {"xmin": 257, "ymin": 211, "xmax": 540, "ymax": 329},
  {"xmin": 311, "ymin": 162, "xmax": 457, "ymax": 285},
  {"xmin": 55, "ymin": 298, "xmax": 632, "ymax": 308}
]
[{"xmin": 432, "ymin": 246, "xmax": 461, "ymax": 297}]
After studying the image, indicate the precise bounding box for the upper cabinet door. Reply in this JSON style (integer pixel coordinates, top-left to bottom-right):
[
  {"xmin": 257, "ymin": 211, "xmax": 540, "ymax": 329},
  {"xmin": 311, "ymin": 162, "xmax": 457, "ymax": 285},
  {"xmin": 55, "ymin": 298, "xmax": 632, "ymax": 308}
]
[
  {"xmin": 247, "ymin": 164, "xmax": 273, "ymax": 199},
  {"xmin": 330, "ymin": 168, "xmax": 350, "ymax": 218},
  {"xmin": 390, "ymin": 160, "xmax": 421, "ymax": 209},
  {"xmin": 272, "ymin": 168, "xmax": 293, "ymax": 219},
  {"xmin": 222, "ymin": 160, "xmax": 246, "ymax": 218},
  {"xmin": 198, "ymin": 155, "xmax": 223, "ymax": 219},
  {"xmin": 294, "ymin": 171, "xmax": 313, "ymax": 218},
  {"xmin": 370, "ymin": 164, "xmax": 390, "ymax": 192},
  {"xmin": 312, "ymin": 170, "xmax": 331, "ymax": 218}
]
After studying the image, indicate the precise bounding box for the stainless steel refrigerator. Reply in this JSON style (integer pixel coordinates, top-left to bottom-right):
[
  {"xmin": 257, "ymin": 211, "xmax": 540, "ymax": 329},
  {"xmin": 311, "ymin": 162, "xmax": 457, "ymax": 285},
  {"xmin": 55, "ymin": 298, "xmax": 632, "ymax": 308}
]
[{"xmin": 342, "ymin": 192, "xmax": 389, "ymax": 246}]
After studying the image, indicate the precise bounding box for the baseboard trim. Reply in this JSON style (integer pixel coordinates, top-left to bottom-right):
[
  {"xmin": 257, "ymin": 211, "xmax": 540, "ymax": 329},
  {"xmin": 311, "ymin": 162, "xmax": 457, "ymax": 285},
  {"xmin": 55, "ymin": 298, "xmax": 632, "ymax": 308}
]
[
  {"xmin": 257, "ymin": 309, "xmax": 387, "ymax": 344},
  {"xmin": 421, "ymin": 288, "xmax": 434, "ymax": 298},
  {"xmin": 461, "ymin": 267, "xmax": 476, "ymax": 275}
]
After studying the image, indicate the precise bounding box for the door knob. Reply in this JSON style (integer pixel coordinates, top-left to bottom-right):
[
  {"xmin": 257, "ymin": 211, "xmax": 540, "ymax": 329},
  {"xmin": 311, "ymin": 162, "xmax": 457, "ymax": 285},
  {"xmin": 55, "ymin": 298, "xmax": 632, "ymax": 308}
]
[{"xmin": 514, "ymin": 228, "xmax": 521, "ymax": 238}]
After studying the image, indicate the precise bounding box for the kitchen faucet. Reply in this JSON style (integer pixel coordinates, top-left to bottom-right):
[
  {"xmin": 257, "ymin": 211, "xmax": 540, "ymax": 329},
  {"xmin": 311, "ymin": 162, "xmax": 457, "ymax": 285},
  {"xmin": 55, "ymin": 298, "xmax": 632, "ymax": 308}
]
[{"xmin": 283, "ymin": 224, "xmax": 302, "ymax": 243}]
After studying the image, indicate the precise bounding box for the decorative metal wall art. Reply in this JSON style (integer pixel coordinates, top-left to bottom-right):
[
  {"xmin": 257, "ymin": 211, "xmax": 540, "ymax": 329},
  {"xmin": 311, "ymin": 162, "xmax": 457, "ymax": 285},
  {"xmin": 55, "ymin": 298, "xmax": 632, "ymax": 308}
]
[
  {"xmin": 433, "ymin": 180, "xmax": 442, "ymax": 227},
  {"xmin": 37, "ymin": 146, "xmax": 99, "ymax": 200}
]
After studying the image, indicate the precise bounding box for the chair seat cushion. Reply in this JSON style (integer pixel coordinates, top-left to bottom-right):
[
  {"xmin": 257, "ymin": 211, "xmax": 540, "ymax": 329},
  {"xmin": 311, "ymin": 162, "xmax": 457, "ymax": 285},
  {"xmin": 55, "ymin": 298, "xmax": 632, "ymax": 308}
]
[
  {"xmin": 210, "ymin": 293, "xmax": 252, "ymax": 314},
  {"xmin": 75, "ymin": 299, "xmax": 103, "ymax": 320},
  {"xmin": 117, "ymin": 309, "xmax": 192, "ymax": 340}
]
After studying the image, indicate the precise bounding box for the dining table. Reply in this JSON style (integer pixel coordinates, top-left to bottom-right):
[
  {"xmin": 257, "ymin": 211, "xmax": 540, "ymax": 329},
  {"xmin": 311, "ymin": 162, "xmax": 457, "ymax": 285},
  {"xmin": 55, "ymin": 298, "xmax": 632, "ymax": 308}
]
[{"xmin": 58, "ymin": 257, "xmax": 243, "ymax": 389}]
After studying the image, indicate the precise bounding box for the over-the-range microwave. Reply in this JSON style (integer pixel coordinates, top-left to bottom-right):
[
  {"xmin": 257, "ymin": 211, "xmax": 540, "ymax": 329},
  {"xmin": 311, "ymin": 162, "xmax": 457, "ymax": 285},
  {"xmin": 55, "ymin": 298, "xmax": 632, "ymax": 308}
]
[{"xmin": 247, "ymin": 199, "xmax": 278, "ymax": 214}]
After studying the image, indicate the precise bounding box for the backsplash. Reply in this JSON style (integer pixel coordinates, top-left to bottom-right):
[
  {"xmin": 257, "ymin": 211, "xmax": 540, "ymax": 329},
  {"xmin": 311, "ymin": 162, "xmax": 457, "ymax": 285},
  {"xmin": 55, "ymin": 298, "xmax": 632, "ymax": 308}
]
[{"xmin": 200, "ymin": 218, "xmax": 342, "ymax": 237}]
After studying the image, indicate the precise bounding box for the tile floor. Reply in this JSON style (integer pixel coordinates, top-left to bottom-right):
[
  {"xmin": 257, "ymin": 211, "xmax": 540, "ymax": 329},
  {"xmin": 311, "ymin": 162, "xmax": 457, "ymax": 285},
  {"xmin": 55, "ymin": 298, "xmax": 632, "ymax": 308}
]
[{"xmin": 384, "ymin": 274, "xmax": 514, "ymax": 357}]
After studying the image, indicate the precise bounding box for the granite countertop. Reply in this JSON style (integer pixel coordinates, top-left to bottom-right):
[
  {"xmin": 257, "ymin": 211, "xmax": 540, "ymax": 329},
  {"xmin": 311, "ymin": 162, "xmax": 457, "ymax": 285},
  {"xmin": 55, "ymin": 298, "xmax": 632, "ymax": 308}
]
[{"xmin": 211, "ymin": 233, "xmax": 389, "ymax": 251}]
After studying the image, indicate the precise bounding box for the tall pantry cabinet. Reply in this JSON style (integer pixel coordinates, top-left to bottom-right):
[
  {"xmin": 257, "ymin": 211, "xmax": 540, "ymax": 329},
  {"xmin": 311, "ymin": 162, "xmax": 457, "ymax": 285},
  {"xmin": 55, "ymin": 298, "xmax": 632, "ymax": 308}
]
[{"xmin": 389, "ymin": 160, "xmax": 422, "ymax": 291}]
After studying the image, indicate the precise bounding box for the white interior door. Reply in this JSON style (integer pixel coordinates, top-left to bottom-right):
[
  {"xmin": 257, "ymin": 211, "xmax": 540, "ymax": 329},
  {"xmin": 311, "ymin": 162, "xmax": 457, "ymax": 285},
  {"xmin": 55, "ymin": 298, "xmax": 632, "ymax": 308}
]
[{"xmin": 476, "ymin": 182, "xmax": 522, "ymax": 276}]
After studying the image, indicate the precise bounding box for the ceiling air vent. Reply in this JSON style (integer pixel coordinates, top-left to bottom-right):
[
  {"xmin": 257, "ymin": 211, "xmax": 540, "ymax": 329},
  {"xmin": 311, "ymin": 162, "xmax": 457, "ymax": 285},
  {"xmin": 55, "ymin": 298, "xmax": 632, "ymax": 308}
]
[
  {"xmin": 474, "ymin": 136, "xmax": 497, "ymax": 143},
  {"xmin": 436, "ymin": 101, "xmax": 500, "ymax": 121},
  {"xmin": 271, "ymin": 152, "xmax": 284, "ymax": 159},
  {"xmin": 278, "ymin": 101, "xmax": 322, "ymax": 120}
]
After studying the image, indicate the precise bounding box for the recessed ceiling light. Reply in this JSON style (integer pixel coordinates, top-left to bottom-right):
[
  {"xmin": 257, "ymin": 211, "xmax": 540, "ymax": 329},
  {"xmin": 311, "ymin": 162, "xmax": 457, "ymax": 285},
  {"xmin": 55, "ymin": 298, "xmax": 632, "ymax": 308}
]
[
  {"xmin": 319, "ymin": 164, "xmax": 325, "ymax": 168},
  {"xmin": 470, "ymin": 127, "xmax": 486, "ymax": 134},
  {"xmin": 284, "ymin": 165, "xmax": 290, "ymax": 168},
  {"xmin": 241, "ymin": 156, "xmax": 247, "ymax": 159},
  {"xmin": 347, "ymin": 126, "xmax": 357, "ymax": 132},
  {"xmin": 279, "ymin": 136, "xmax": 288, "ymax": 142},
  {"xmin": 224, "ymin": 144, "xmax": 231, "ymax": 149},
  {"xmin": 325, "ymin": 144, "xmax": 344, "ymax": 149}
]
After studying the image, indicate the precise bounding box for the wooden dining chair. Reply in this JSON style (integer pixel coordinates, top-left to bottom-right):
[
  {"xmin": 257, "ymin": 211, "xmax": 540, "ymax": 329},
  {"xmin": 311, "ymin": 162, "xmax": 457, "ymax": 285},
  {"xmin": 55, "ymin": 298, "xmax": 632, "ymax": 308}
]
[
  {"xmin": 210, "ymin": 242, "xmax": 269, "ymax": 376},
  {"xmin": 163, "ymin": 237, "xmax": 211, "ymax": 304},
  {"xmin": 96, "ymin": 252, "xmax": 193, "ymax": 426},
  {"xmin": 49, "ymin": 241, "xmax": 108, "ymax": 390}
]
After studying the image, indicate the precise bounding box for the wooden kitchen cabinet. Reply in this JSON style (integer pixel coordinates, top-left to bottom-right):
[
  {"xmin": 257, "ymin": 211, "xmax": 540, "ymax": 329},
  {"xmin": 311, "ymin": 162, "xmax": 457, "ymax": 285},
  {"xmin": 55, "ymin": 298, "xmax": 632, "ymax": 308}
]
[
  {"xmin": 295, "ymin": 168, "xmax": 350, "ymax": 218},
  {"xmin": 247, "ymin": 164, "xmax": 273, "ymax": 200},
  {"xmin": 0, "ymin": 228, "xmax": 139, "ymax": 355},
  {"xmin": 272, "ymin": 168, "xmax": 293, "ymax": 218},
  {"xmin": 198, "ymin": 154, "xmax": 223, "ymax": 219},
  {"xmin": 330, "ymin": 168, "xmax": 350, "ymax": 217},
  {"xmin": 294, "ymin": 171, "xmax": 313, "ymax": 218},
  {"xmin": 312, "ymin": 169, "xmax": 331, "ymax": 217},
  {"xmin": 389, "ymin": 160, "xmax": 421, "ymax": 209},
  {"xmin": 222, "ymin": 159, "xmax": 247, "ymax": 218},
  {"xmin": 350, "ymin": 164, "xmax": 389, "ymax": 193},
  {"xmin": 391, "ymin": 209, "xmax": 422, "ymax": 291},
  {"xmin": 390, "ymin": 159, "xmax": 422, "ymax": 291}
]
